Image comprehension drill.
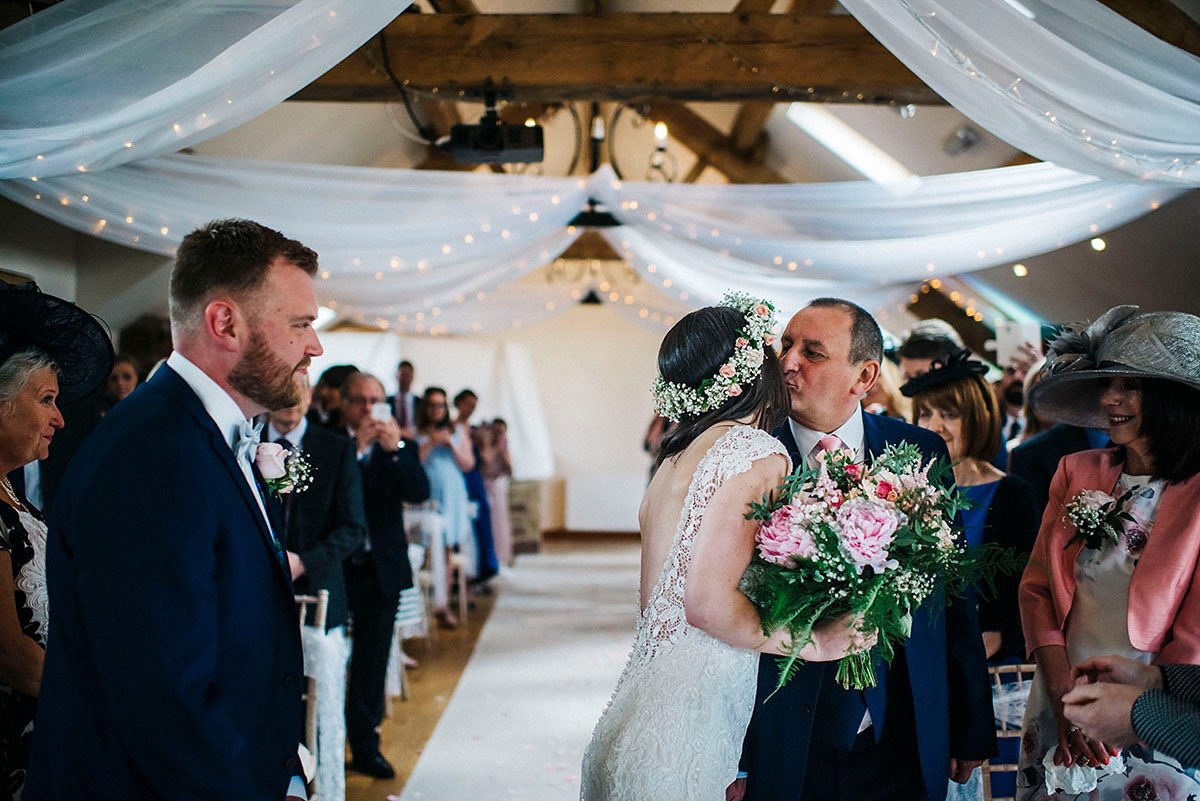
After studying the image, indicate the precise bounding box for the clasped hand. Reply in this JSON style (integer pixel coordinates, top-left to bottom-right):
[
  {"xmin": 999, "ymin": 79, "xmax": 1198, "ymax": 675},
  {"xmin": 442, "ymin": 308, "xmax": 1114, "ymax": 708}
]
[
  {"xmin": 356, "ymin": 416, "xmax": 402, "ymax": 453},
  {"xmin": 803, "ymin": 613, "xmax": 877, "ymax": 662},
  {"xmin": 1059, "ymin": 655, "xmax": 1161, "ymax": 754}
]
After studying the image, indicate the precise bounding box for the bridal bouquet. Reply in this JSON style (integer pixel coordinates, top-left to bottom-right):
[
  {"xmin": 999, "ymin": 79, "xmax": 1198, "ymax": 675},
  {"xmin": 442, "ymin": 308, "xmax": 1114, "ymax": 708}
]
[{"xmin": 740, "ymin": 443, "xmax": 1014, "ymax": 693}]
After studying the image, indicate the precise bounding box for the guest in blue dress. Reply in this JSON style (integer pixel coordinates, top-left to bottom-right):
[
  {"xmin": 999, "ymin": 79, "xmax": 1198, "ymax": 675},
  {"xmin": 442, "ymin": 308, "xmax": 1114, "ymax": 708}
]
[
  {"xmin": 417, "ymin": 386, "xmax": 475, "ymax": 628},
  {"xmin": 453, "ymin": 390, "xmax": 498, "ymax": 587},
  {"xmin": 903, "ymin": 349, "xmax": 1040, "ymax": 662}
]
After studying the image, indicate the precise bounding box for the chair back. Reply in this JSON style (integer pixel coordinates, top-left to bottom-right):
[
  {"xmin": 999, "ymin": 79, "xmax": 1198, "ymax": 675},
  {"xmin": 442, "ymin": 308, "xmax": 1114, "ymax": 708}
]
[
  {"xmin": 294, "ymin": 589, "xmax": 329, "ymax": 793},
  {"xmin": 982, "ymin": 662, "xmax": 1038, "ymax": 801}
]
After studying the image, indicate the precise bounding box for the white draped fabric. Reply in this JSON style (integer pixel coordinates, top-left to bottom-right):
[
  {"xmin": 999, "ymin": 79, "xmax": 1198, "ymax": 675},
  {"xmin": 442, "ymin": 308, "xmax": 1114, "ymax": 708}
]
[
  {"xmin": 0, "ymin": 0, "xmax": 410, "ymax": 179},
  {"xmin": 840, "ymin": 0, "xmax": 1200, "ymax": 185},
  {"xmin": 0, "ymin": 155, "xmax": 1180, "ymax": 331}
]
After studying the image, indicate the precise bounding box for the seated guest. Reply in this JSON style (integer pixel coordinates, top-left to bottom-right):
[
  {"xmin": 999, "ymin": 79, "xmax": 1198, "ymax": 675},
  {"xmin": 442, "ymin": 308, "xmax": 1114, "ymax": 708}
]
[
  {"xmin": 104, "ymin": 353, "xmax": 140, "ymax": 408},
  {"xmin": 0, "ymin": 282, "xmax": 112, "ymax": 798},
  {"xmin": 340, "ymin": 371, "xmax": 430, "ymax": 780},
  {"xmin": 265, "ymin": 380, "xmax": 366, "ymax": 630},
  {"xmin": 1064, "ymin": 654, "xmax": 1200, "ymax": 769},
  {"xmin": 417, "ymin": 387, "xmax": 474, "ymax": 628},
  {"xmin": 902, "ymin": 349, "xmax": 1039, "ymax": 663},
  {"xmin": 1016, "ymin": 306, "xmax": 1200, "ymax": 799}
]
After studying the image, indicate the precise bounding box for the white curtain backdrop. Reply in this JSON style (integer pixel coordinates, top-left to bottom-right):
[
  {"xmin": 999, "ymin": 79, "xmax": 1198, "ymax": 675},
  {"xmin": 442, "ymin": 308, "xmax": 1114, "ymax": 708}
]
[
  {"xmin": 840, "ymin": 0, "xmax": 1200, "ymax": 185},
  {"xmin": 0, "ymin": 0, "xmax": 410, "ymax": 179},
  {"xmin": 0, "ymin": 155, "xmax": 1180, "ymax": 332}
]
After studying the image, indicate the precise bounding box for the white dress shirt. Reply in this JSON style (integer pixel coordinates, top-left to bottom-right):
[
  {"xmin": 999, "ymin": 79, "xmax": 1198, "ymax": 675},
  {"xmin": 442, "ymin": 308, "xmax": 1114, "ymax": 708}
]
[
  {"xmin": 166, "ymin": 352, "xmax": 271, "ymax": 530},
  {"xmin": 789, "ymin": 409, "xmax": 866, "ymax": 468}
]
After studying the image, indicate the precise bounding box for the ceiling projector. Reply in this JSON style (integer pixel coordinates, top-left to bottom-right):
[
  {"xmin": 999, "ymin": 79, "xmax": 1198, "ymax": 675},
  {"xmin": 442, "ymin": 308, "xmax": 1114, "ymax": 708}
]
[{"xmin": 449, "ymin": 114, "xmax": 544, "ymax": 164}]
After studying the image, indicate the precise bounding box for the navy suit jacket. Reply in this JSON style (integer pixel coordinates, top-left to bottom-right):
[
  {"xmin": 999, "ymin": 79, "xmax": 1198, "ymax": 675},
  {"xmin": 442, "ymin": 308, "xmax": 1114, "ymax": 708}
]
[
  {"xmin": 280, "ymin": 424, "xmax": 367, "ymax": 630},
  {"xmin": 741, "ymin": 411, "xmax": 995, "ymax": 801},
  {"xmin": 27, "ymin": 365, "xmax": 305, "ymax": 801},
  {"xmin": 1008, "ymin": 423, "xmax": 1095, "ymax": 515},
  {"xmin": 355, "ymin": 437, "xmax": 431, "ymax": 597}
]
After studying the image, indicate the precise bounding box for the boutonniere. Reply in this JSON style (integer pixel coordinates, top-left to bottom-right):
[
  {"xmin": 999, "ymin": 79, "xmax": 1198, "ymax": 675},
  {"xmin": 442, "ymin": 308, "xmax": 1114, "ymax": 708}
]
[
  {"xmin": 1063, "ymin": 487, "xmax": 1137, "ymax": 550},
  {"xmin": 255, "ymin": 443, "xmax": 315, "ymax": 496}
]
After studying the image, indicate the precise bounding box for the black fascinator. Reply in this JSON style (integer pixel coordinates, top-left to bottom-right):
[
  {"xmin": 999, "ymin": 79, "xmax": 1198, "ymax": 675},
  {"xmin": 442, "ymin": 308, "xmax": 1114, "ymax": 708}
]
[
  {"xmin": 899, "ymin": 348, "xmax": 988, "ymax": 398},
  {"xmin": 0, "ymin": 282, "xmax": 114, "ymax": 404}
]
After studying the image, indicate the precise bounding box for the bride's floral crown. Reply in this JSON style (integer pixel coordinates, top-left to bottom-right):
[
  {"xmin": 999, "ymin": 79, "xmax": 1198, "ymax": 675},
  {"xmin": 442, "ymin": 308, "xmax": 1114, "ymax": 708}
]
[{"xmin": 652, "ymin": 291, "xmax": 778, "ymax": 423}]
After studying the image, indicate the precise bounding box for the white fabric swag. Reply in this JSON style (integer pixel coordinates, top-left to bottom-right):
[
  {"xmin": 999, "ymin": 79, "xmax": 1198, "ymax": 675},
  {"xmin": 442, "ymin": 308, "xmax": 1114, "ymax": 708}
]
[
  {"xmin": 0, "ymin": 0, "xmax": 410, "ymax": 180},
  {"xmin": 840, "ymin": 0, "xmax": 1200, "ymax": 185},
  {"xmin": 0, "ymin": 154, "xmax": 1181, "ymax": 334}
]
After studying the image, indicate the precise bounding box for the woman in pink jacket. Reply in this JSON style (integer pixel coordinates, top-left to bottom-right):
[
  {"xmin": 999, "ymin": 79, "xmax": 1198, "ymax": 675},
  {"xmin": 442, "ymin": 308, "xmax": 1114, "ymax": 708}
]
[{"xmin": 1016, "ymin": 306, "xmax": 1200, "ymax": 801}]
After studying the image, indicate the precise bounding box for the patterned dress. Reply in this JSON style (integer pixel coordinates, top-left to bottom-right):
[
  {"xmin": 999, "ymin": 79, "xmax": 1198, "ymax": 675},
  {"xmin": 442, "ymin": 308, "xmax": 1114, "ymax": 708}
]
[
  {"xmin": 0, "ymin": 500, "xmax": 49, "ymax": 801},
  {"xmin": 581, "ymin": 426, "xmax": 789, "ymax": 800},
  {"xmin": 1016, "ymin": 472, "xmax": 1200, "ymax": 801}
]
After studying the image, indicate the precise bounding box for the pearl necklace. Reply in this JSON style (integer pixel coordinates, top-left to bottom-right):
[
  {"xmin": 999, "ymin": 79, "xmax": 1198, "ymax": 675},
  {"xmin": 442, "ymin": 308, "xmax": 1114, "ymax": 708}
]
[{"xmin": 0, "ymin": 477, "xmax": 26, "ymax": 511}]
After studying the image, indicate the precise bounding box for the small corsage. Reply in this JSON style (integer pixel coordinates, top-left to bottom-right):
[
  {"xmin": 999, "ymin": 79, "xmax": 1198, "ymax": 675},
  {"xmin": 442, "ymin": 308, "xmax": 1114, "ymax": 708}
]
[
  {"xmin": 255, "ymin": 444, "xmax": 315, "ymax": 496},
  {"xmin": 1063, "ymin": 487, "xmax": 1136, "ymax": 550}
]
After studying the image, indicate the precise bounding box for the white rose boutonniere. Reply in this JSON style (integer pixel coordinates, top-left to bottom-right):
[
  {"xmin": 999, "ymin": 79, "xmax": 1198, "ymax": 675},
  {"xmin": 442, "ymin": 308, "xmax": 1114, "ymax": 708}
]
[{"xmin": 255, "ymin": 444, "xmax": 315, "ymax": 496}]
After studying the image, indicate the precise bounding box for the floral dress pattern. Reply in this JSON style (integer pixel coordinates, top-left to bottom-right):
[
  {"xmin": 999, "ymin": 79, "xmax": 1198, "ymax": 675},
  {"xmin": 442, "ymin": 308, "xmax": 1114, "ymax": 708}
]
[
  {"xmin": 1016, "ymin": 473, "xmax": 1200, "ymax": 801},
  {"xmin": 0, "ymin": 501, "xmax": 49, "ymax": 801}
]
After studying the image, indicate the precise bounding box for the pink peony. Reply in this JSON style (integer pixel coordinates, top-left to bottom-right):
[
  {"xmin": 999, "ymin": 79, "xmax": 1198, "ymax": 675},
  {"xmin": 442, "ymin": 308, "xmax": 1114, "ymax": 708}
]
[
  {"xmin": 719, "ymin": 362, "xmax": 736, "ymax": 378},
  {"xmin": 756, "ymin": 505, "xmax": 819, "ymax": 566},
  {"xmin": 837, "ymin": 498, "xmax": 901, "ymax": 572},
  {"xmin": 255, "ymin": 442, "xmax": 289, "ymax": 479},
  {"xmin": 875, "ymin": 480, "xmax": 894, "ymax": 499}
]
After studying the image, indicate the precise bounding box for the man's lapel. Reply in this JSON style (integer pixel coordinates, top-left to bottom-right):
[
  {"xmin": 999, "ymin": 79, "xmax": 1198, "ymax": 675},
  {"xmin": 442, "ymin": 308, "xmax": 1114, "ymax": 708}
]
[
  {"xmin": 773, "ymin": 421, "xmax": 802, "ymax": 466},
  {"xmin": 149, "ymin": 366, "xmax": 291, "ymax": 581},
  {"xmin": 861, "ymin": 410, "xmax": 887, "ymax": 465}
]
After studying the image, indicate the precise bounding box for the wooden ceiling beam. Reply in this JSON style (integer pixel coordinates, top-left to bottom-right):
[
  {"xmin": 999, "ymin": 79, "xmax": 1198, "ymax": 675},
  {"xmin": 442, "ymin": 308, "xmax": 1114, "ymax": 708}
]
[
  {"xmin": 292, "ymin": 13, "xmax": 943, "ymax": 105},
  {"xmin": 1093, "ymin": 0, "xmax": 1200, "ymax": 58},
  {"xmin": 644, "ymin": 103, "xmax": 786, "ymax": 184}
]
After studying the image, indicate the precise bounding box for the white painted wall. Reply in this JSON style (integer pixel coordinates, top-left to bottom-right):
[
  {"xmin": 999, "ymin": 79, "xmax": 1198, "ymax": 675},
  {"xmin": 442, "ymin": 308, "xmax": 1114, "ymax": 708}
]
[{"xmin": 0, "ymin": 197, "xmax": 78, "ymax": 300}]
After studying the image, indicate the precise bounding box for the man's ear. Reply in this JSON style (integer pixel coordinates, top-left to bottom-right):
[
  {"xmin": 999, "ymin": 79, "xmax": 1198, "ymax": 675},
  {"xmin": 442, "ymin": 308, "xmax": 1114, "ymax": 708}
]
[
  {"xmin": 203, "ymin": 298, "xmax": 244, "ymax": 354},
  {"xmin": 853, "ymin": 360, "xmax": 881, "ymax": 399}
]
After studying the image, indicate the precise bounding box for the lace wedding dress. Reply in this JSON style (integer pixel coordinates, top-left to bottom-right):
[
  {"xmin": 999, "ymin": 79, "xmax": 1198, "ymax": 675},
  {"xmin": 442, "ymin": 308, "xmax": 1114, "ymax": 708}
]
[{"xmin": 581, "ymin": 426, "xmax": 789, "ymax": 801}]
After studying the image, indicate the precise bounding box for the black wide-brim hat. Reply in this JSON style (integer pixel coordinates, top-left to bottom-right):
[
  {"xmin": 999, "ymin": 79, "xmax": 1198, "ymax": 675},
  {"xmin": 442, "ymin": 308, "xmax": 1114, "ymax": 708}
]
[
  {"xmin": 1029, "ymin": 305, "xmax": 1200, "ymax": 429},
  {"xmin": 0, "ymin": 281, "xmax": 114, "ymax": 404},
  {"xmin": 898, "ymin": 347, "xmax": 989, "ymax": 397}
]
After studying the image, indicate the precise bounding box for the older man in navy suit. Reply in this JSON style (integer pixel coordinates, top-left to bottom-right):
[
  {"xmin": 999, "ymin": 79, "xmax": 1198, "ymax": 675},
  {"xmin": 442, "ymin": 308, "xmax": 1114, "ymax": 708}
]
[
  {"xmin": 736, "ymin": 299, "xmax": 996, "ymax": 801},
  {"xmin": 27, "ymin": 219, "xmax": 324, "ymax": 801}
]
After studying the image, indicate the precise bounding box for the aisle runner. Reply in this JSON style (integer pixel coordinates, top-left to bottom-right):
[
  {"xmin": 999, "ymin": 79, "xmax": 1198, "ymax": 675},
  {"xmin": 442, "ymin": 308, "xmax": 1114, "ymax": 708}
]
[{"xmin": 399, "ymin": 542, "xmax": 639, "ymax": 801}]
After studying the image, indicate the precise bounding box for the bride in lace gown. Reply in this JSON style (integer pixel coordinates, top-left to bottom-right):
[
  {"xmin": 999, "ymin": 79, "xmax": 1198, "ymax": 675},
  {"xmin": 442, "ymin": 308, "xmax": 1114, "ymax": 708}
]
[{"xmin": 581, "ymin": 297, "xmax": 869, "ymax": 801}]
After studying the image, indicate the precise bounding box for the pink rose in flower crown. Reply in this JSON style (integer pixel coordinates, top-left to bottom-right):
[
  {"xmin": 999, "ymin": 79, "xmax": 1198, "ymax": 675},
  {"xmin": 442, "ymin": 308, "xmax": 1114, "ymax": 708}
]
[
  {"xmin": 753, "ymin": 304, "xmax": 770, "ymax": 317},
  {"xmin": 764, "ymin": 334, "xmax": 776, "ymax": 346},
  {"xmin": 255, "ymin": 443, "xmax": 289, "ymax": 480},
  {"xmin": 837, "ymin": 498, "xmax": 901, "ymax": 573},
  {"xmin": 719, "ymin": 362, "xmax": 736, "ymax": 378},
  {"xmin": 736, "ymin": 337, "xmax": 749, "ymax": 348},
  {"xmin": 756, "ymin": 504, "xmax": 819, "ymax": 566},
  {"xmin": 727, "ymin": 384, "xmax": 742, "ymax": 396}
]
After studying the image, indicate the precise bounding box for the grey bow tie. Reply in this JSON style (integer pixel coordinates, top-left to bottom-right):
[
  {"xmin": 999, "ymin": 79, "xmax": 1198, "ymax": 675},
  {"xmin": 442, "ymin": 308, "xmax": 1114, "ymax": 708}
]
[{"xmin": 233, "ymin": 419, "xmax": 264, "ymax": 466}]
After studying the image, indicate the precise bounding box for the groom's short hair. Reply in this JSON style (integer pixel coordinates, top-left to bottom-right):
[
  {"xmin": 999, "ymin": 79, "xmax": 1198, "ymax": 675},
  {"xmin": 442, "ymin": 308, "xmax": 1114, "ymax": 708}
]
[
  {"xmin": 169, "ymin": 218, "xmax": 317, "ymax": 330},
  {"xmin": 807, "ymin": 297, "xmax": 883, "ymax": 364}
]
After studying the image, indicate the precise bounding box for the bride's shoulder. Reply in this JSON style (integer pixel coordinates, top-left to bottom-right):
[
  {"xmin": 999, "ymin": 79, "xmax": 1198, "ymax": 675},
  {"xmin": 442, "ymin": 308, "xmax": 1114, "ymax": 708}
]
[{"xmin": 710, "ymin": 425, "xmax": 790, "ymax": 474}]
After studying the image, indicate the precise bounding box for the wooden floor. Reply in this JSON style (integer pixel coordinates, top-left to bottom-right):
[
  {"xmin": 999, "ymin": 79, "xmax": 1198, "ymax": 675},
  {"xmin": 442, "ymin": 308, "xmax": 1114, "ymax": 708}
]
[{"xmin": 345, "ymin": 591, "xmax": 497, "ymax": 801}]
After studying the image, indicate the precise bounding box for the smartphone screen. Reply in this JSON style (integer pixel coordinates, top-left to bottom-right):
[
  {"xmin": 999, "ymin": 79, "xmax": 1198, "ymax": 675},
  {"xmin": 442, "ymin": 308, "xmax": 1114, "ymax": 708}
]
[{"xmin": 371, "ymin": 402, "xmax": 393, "ymax": 421}]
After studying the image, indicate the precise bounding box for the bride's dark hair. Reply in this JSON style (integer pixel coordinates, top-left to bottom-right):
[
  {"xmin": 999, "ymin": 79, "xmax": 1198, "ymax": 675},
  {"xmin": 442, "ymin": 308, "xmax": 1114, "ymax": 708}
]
[{"xmin": 656, "ymin": 305, "xmax": 788, "ymax": 464}]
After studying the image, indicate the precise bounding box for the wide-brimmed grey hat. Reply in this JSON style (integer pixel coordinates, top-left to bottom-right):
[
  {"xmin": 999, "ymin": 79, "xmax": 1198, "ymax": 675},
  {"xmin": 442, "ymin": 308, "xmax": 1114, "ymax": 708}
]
[{"xmin": 1029, "ymin": 305, "xmax": 1200, "ymax": 429}]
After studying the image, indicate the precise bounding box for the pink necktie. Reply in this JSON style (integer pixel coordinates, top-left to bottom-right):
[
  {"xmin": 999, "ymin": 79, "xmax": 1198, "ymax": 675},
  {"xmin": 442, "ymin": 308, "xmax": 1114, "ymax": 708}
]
[{"xmin": 810, "ymin": 433, "xmax": 844, "ymax": 464}]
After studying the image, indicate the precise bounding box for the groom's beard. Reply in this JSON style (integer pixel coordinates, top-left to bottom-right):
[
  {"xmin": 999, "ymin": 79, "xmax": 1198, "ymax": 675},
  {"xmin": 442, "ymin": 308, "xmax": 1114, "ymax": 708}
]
[{"xmin": 229, "ymin": 332, "xmax": 307, "ymax": 412}]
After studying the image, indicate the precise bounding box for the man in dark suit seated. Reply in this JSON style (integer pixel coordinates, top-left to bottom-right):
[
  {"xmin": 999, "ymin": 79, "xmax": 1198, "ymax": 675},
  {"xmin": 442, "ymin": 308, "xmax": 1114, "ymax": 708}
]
[
  {"xmin": 265, "ymin": 380, "xmax": 366, "ymax": 632},
  {"xmin": 736, "ymin": 298, "xmax": 996, "ymax": 801},
  {"xmin": 28, "ymin": 218, "xmax": 323, "ymax": 800},
  {"xmin": 339, "ymin": 371, "xmax": 430, "ymax": 780}
]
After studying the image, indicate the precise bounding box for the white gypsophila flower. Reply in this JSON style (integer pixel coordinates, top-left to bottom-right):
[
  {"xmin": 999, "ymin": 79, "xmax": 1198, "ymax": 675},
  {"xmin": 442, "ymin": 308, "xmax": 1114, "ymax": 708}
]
[{"xmin": 651, "ymin": 290, "xmax": 779, "ymax": 422}]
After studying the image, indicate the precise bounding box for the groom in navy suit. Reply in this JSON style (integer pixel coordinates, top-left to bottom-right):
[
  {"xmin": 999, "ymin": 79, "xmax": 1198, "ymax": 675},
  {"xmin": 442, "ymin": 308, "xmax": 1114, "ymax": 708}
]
[
  {"xmin": 737, "ymin": 299, "xmax": 995, "ymax": 801},
  {"xmin": 27, "ymin": 220, "xmax": 324, "ymax": 801}
]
